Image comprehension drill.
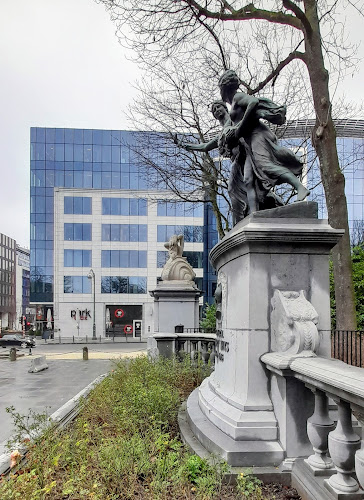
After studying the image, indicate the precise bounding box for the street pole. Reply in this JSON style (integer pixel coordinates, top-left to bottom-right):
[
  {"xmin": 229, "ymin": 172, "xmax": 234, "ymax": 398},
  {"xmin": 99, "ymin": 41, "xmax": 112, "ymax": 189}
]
[{"xmin": 88, "ymin": 269, "xmax": 96, "ymax": 340}]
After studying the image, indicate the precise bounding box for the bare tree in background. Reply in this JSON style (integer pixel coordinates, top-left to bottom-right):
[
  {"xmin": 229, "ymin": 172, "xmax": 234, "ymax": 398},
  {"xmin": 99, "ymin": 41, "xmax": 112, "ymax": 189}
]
[
  {"xmin": 351, "ymin": 220, "xmax": 364, "ymax": 247},
  {"xmin": 99, "ymin": 0, "xmax": 363, "ymax": 329},
  {"xmin": 126, "ymin": 65, "xmax": 232, "ymax": 238}
]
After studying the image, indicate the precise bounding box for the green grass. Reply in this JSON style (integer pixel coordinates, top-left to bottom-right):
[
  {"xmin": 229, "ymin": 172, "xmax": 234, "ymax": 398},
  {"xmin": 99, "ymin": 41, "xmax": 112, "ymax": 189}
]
[{"xmin": 0, "ymin": 355, "xmax": 235, "ymax": 500}]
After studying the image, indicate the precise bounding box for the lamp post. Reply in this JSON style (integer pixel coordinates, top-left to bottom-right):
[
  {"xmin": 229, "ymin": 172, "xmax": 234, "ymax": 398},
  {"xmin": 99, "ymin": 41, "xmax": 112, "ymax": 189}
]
[{"xmin": 87, "ymin": 269, "xmax": 96, "ymax": 340}]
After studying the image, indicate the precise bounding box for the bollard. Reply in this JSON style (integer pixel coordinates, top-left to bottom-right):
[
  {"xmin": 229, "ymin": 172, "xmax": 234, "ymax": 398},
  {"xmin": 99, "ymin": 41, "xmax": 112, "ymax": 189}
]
[
  {"xmin": 9, "ymin": 347, "xmax": 17, "ymax": 361},
  {"xmin": 83, "ymin": 347, "xmax": 88, "ymax": 360},
  {"xmin": 29, "ymin": 347, "xmax": 32, "ymax": 356}
]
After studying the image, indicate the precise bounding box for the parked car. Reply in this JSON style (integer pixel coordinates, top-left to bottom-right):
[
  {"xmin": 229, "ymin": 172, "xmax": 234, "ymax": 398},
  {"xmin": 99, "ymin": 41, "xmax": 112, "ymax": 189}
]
[{"xmin": 0, "ymin": 334, "xmax": 35, "ymax": 349}]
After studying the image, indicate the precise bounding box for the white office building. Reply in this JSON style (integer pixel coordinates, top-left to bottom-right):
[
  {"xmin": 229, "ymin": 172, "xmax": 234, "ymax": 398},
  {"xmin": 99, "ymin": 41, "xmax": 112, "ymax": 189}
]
[{"xmin": 53, "ymin": 188, "xmax": 204, "ymax": 339}]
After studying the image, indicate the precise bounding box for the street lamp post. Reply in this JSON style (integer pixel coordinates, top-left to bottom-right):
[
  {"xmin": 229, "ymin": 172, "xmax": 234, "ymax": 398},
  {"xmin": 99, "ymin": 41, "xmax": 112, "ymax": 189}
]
[{"xmin": 87, "ymin": 269, "xmax": 96, "ymax": 340}]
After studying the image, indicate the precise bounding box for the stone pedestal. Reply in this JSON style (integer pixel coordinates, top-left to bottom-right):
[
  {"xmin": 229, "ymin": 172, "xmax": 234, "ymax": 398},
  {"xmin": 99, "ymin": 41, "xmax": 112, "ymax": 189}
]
[
  {"xmin": 148, "ymin": 280, "xmax": 202, "ymax": 358},
  {"xmin": 150, "ymin": 280, "xmax": 201, "ymax": 334},
  {"xmin": 184, "ymin": 202, "xmax": 343, "ymax": 466}
]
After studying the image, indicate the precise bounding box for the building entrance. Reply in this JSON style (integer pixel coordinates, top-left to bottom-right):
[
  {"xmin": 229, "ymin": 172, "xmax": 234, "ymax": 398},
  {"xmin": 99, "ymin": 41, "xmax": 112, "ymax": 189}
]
[{"xmin": 106, "ymin": 305, "xmax": 142, "ymax": 338}]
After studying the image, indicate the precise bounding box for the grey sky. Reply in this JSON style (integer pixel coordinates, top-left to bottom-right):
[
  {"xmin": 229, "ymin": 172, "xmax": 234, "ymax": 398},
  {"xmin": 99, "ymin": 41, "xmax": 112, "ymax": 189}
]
[
  {"xmin": 0, "ymin": 0, "xmax": 139, "ymax": 248},
  {"xmin": 0, "ymin": 0, "xmax": 363, "ymax": 249}
]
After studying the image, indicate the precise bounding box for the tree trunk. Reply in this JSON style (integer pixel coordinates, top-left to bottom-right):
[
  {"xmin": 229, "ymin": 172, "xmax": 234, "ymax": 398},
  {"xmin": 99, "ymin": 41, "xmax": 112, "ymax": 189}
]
[{"xmin": 304, "ymin": 0, "xmax": 356, "ymax": 330}]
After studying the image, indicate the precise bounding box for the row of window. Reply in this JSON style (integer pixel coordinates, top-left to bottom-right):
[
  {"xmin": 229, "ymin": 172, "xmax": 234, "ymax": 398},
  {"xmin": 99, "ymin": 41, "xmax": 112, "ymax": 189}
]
[
  {"xmin": 64, "ymin": 276, "xmax": 147, "ymax": 294},
  {"xmin": 157, "ymin": 251, "xmax": 203, "ymax": 268},
  {"xmin": 31, "ymin": 170, "xmax": 147, "ymax": 190},
  {"xmin": 63, "ymin": 224, "xmax": 204, "ymax": 243},
  {"xmin": 31, "ymin": 143, "xmax": 131, "ymax": 163},
  {"xmin": 101, "ymin": 250, "xmax": 147, "ymax": 268},
  {"xmin": 65, "ymin": 196, "xmax": 147, "ymax": 216},
  {"xmin": 157, "ymin": 225, "xmax": 203, "ymax": 243},
  {"xmin": 101, "ymin": 224, "xmax": 147, "ymax": 242},
  {"xmin": 157, "ymin": 200, "xmax": 203, "ymax": 218},
  {"xmin": 0, "ymin": 296, "xmax": 15, "ymax": 307},
  {"xmin": 64, "ymin": 250, "xmax": 92, "ymax": 268},
  {"xmin": 102, "ymin": 198, "xmax": 147, "ymax": 216},
  {"xmin": 64, "ymin": 250, "xmax": 203, "ymax": 269},
  {"xmin": 31, "ymin": 128, "xmax": 131, "ymax": 146},
  {"xmin": 64, "ymin": 197, "xmax": 92, "ymax": 215},
  {"xmin": 63, "ymin": 197, "xmax": 204, "ymax": 217}
]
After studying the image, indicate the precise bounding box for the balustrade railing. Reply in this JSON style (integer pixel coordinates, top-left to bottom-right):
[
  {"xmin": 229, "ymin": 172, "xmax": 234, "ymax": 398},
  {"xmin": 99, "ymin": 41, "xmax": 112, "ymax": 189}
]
[
  {"xmin": 175, "ymin": 333, "xmax": 216, "ymax": 365},
  {"xmin": 331, "ymin": 330, "xmax": 364, "ymax": 367},
  {"xmin": 151, "ymin": 331, "xmax": 216, "ymax": 366},
  {"xmin": 261, "ymin": 353, "xmax": 364, "ymax": 497}
]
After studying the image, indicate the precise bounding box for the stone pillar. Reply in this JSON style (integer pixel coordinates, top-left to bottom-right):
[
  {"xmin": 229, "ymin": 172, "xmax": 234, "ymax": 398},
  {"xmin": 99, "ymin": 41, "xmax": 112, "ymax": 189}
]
[
  {"xmin": 149, "ymin": 281, "xmax": 201, "ymax": 334},
  {"xmin": 185, "ymin": 202, "xmax": 343, "ymax": 466}
]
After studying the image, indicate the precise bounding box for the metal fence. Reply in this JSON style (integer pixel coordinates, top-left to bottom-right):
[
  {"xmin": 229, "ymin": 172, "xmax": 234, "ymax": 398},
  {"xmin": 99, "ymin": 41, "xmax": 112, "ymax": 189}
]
[
  {"xmin": 331, "ymin": 330, "xmax": 364, "ymax": 367},
  {"xmin": 185, "ymin": 328, "xmax": 216, "ymax": 334}
]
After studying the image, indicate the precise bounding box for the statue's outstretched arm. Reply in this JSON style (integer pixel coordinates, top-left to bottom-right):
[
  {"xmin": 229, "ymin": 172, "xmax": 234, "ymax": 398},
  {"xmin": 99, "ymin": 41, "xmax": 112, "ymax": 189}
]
[{"xmin": 174, "ymin": 134, "xmax": 218, "ymax": 153}]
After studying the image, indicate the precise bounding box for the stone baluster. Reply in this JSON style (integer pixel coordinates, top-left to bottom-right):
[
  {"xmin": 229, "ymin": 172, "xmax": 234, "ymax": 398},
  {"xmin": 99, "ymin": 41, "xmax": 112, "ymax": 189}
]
[
  {"xmin": 326, "ymin": 399, "xmax": 361, "ymax": 494},
  {"xmin": 190, "ymin": 340, "xmax": 199, "ymax": 364},
  {"xmin": 176, "ymin": 339, "xmax": 186, "ymax": 361},
  {"xmin": 200, "ymin": 341, "xmax": 210, "ymax": 365},
  {"xmin": 306, "ymin": 388, "xmax": 335, "ymax": 470},
  {"xmin": 209, "ymin": 341, "xmax": 215, "ymax": 366}
]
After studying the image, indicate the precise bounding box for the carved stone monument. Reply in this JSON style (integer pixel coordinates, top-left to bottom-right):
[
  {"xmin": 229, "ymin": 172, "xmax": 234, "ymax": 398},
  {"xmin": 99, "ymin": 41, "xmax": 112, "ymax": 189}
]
[
  {"xmin": 182, "ymin": 201, "xmax": 343, "ymax": 466},
  {"xmin": 148, "ymin": 235, "xmax": 201, "ymax": 357}
]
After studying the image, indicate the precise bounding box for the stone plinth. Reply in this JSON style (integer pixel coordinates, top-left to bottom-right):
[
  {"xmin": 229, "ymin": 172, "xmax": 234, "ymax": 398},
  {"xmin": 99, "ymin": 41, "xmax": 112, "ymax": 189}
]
[
  {"xmin": 149, "ymin": 280, "xmax": 201, "ymax": 334},
  {"xmin": 184, "ymin": 202, "xmax": 343, "ymax": 466}
]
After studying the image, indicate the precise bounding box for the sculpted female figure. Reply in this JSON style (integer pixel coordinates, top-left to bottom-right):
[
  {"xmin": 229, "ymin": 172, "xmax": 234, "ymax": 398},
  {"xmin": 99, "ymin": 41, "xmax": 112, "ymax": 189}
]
[
  {"xmin": 177, "ymin": 100, "xmax": 281, "ymax": 223},
  {"xmin": 218, "ymin": 69, "xmax": 310, "ymax": 214}
]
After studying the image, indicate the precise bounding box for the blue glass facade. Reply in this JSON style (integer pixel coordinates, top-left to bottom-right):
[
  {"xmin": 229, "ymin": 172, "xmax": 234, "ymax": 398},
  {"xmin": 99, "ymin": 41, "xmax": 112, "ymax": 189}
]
[{"xmin": 30, "ymin": 128, "xmax": 155, "ymax": 303}]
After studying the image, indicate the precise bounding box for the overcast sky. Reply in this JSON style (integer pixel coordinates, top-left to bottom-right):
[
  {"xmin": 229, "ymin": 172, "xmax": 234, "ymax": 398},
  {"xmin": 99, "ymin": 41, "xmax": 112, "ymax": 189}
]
[{"xmin": 1, "ymin": 0, "xmax": 363, "ymax": 249}]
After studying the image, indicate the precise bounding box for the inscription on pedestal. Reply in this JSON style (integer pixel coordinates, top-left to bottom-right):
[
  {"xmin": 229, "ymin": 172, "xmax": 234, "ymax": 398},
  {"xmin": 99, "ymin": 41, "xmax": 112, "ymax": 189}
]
[{"xmin": 215, "ymin": 329, "xmax": 229, "ymax": 362}]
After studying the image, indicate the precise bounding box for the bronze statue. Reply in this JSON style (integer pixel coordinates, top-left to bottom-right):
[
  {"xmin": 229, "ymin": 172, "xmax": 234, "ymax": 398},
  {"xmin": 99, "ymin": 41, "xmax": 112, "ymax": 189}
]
[
  {"xmin": 177, "ymin": 70, "xmax": 309, "ymax": 225},
  {"xmin": 218, "ymin": 70, "xmax": 310, "ymax": 215}
]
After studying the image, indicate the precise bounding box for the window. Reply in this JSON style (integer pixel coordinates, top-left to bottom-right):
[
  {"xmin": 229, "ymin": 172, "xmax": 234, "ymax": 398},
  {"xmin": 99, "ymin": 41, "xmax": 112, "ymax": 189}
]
[
  {"xmin": 157, "ymin": 251, "xmax": 203, "ymax": 268},
  {"xmin": 157, "ymin": 225, "xmax": 203, "ymax": 243},
  {"xmin": 157, "ymin": 200, "xmax": 203, "ymax": 217},
  {"xmin": 64, "ymin": 223, "xmax": 92, "ymax": 241},
  {"xmin": 101, "ymin": 250, "xmax": 147, "ymax": 268},
  {"xmin": 64, "ymin": 276, "xmax": 91, "ymax": 293},
  {"xmin": 101, "ymin": 276, "xmax": 147, "ymax": 294},
  {"xmin": 64, "ymin": 196, "xmax": 92, "ymax": 214},
  {"xmin": 101, "ymin": 198, "xmax": 147, "ymax": 216},
  {"xmin": 101, "ymin": 224, "xmax": 147, "ymax": 242},
  {"xmin": 64, "ymin": 250, "xmax": 92, "ymax": 267}
]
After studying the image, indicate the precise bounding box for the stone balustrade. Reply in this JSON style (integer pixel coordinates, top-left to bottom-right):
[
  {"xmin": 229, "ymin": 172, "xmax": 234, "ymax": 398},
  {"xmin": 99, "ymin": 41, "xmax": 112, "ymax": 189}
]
[
  {"xmin": 261, "ymin": 352, "xmax": 364, "ymax": 498},
  {"xmin": 149, "ymin": 332, "xmax": 216, "ymax": 365}
]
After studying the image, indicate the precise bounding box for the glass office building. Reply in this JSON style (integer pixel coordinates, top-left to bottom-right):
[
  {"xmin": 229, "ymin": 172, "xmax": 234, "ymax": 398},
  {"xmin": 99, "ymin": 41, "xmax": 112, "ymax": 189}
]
[
  {"xmin": 30, "ymin": 122, "xmax": 364, "ymax": 325},
  {"xmin": 30, "ymin": 128, "xmax": 204, "ymax": 336},
  {"xmin": 30, "ymin": 128, "xmax": 150, "ymax": 305}
]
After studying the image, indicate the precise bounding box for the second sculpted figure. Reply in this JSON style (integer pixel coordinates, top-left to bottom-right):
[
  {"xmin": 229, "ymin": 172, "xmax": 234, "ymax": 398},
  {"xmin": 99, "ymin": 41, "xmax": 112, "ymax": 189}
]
[{"xmin": 178, "ymin": 70, "xmax": 310, "ymax": 224}]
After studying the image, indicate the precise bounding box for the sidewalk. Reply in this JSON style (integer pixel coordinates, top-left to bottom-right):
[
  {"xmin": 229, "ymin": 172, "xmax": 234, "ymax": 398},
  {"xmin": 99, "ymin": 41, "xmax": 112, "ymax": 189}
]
[
  {"xmin": 20, "ymin": 348, "xmax": 146, "ymax": 361},
  {"xmin": 0, "ymin": 359, "xmax": 111, "ymax": 455}
]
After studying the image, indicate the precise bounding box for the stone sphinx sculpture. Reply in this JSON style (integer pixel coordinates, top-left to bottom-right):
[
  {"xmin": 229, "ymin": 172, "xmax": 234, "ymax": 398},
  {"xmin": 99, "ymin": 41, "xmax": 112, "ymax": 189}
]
[{"xmin": 161, "ymin": 234, "xmax": 196, "ymax": 283}]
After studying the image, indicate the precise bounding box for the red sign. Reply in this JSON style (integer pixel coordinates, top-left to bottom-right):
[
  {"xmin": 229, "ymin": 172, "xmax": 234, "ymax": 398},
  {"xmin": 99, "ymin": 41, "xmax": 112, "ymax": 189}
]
[
  {"xmin": 114, "ymin": 309, "xmax": 124, "ymax": 318},
  {"xmin": 124, "ymin": 324, "xmax": 133, "ymax": 334}
]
